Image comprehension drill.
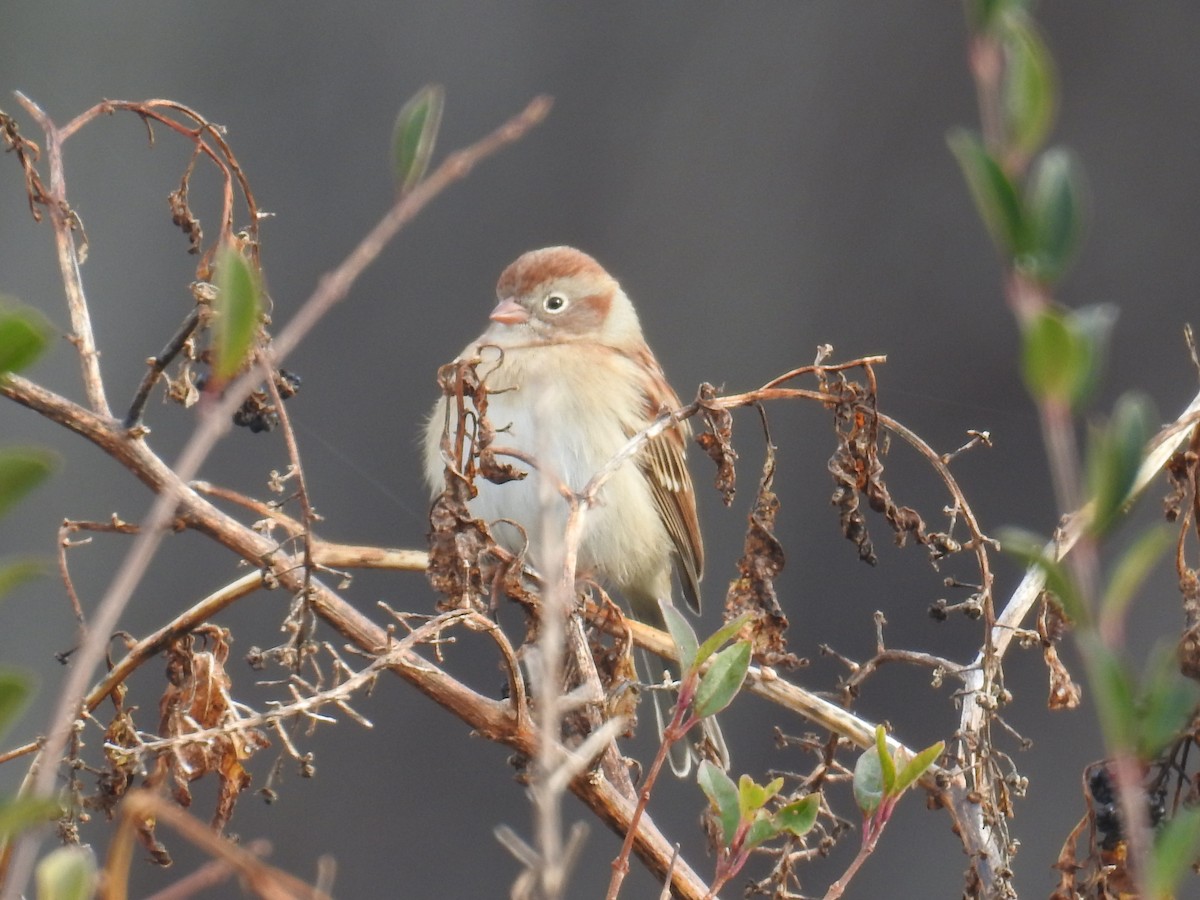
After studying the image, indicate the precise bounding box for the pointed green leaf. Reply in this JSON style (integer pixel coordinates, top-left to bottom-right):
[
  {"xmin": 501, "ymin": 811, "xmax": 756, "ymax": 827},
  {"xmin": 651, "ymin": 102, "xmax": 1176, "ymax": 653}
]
[
  {"xmin": 392, "ymin": 84, "xmax": 445, "ymax": 193},
  {"xmin": 1020, "ymin": 148, "xmax": 1085, "ymax": 283},
  {"xmin": 212, "ymin": 244, "xmax": 262, "ymax": 381},
  {"xmin": 693, "ymin": 641, "xmax": 750, "ymax": 720},
  {"xmin": 1087, "ymin": 393, "xmax": 1154, "ymax": 536},
  {"xmin": 0, "ymin": 559, "xmax": 46, "ymax": 602},
  {"xmin": 1101, "ymin": 526, "xmax": 1172, "ymax": 633},
  {"xmin": 894, "ymin": 741, "xmax": 945, "ymax": 795},
  {"xmin": 1148, "ymin": 807, "xmax": 1200, "ymax": 900},
  {"xmin": 0, "ymin": 304, "xmax": 51, "ymax": 376},
  {"xmin": 1001, "ymin": 12, "xmax": 1056, "ymax": 159},
  {"xmin": 0, "ymin": 448, "xmax": 56, "ymax": 519},
  {"xmin": 947, "ymin": 127, "xmax": 1027, "ymax": 257},
  {"xmin": 853, "ymin": 744, "xmax": 884, "ymax": 815},
  {"xmin": 35, "ymin": 845, "xmax": 97, "ymax": 900},
  {"xmin": 998, "ymin": 527, "xmax": 1087, "ymax": 624},
  {"xmin": 698, "ymin": 759, "xmax": 740, "ymax": 846},
  {"xmin": 774, "ymin": 793, "xmax": 821, "ymax": 838},
  {"xmin": 660, "ymin": 600, "xmax": 698, "ymax": 675},
  {"xmin": 694, "ymin": 612, "xmax": 754, "ymax": 669}
]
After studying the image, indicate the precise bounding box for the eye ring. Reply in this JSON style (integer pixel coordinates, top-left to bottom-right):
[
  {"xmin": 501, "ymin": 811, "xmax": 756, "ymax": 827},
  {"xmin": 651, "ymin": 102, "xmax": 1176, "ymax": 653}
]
[{"xmin": 542, "ymin": 292, "xmax": 568, "ymax": 313}]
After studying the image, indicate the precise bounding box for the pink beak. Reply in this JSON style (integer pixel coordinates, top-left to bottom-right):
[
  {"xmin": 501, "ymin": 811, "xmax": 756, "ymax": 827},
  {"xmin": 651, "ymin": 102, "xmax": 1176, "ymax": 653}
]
[{"xmin": 489, "ymin": 297, "xmax": 529, "ymax": 325}]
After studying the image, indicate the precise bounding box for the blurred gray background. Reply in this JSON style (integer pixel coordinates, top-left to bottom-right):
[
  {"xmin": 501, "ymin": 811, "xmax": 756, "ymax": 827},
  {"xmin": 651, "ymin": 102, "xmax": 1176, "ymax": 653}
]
[{"xmin": 2, "ymin": 3, "xmax": 1199, "ymax": 897}]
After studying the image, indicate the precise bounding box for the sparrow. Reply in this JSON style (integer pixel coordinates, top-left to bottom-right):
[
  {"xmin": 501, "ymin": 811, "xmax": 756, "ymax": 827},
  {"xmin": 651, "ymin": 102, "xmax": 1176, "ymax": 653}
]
[{"xmin": 423, "ymin": 246, "xmax": 723, "ymax": 773}]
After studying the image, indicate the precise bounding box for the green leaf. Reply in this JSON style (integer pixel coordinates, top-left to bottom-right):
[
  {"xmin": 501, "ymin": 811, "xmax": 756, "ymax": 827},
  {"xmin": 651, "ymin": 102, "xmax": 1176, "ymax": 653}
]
[
  {"xmin": 0, "ymin": 670, "xmax": 31, "ymax": 743},
  {"xmin": 1020, "ymin": 148, "xmax": 1084, "ymax": 283},
  {"xmin": 875, "ymin": 725, "xmax": 896, "ymax": 794},
  {"xmin": 1001, "ymin": 12, "xmax": 1056, "ymax": 160},
  {"xmin": 0, "ymin": 795, "xmax": 60, "ymax": 839},
  {"xmin": 212, "ymin": 243, "xmax": 262, "ymax": 381},
  {"xmin": 967, "ymin": 0, "xmax": 1026, "ymax": 31},
  {"xmin": 947, "ymin": 127, "xmax": 1027, "ymax": 257},
  {"xmin": 1087, "ymin": 393, "xmax": 1154, "ymax": 536},
  {"xmin": 998, "ymin": 526, "xmax": 1087, "ymax": 624},
  {"xmin": 1067, "ymin": 304, "xmax": 1118, "ymax": 408},
  {"xmin": 737, "ymin": 774, "xmax": 782, "ymax": 819},
  {"xmin": 893, "ymin": 740, "xmax": 945, "ymax": 795},
  {"xmin": 0, "ymin": 448, "xmax": 56, "ymax": 519},
  {"xmin": 853, "ymin": 744, "xmax": 884, "ymax": 815},
  {"xmin": 1136, "ymin": 649, "xmax": 1199, "ymax": 759},
  {"xmin": 35, "ymin": 845, "xmax": 97, "ymax": 900},
  {"xmin": 0, "ymin": 559, "xmax": 46, "ymax": 602},
  {"xmin": 1101, "ymin": 526, "xmax": 1173, "ymax": 632},
  {"xmin": 774, "ymin": 793, "xmax": 821, "ymax": 838},
  {"xmin": 1083, "ymin": 637, "xmax": 1137, "ymax": 752},
  {"xmin": 660, "ymin": 600, "xmax": 698, "ymax": 675},
  {"xmin": 693, "ymin": 641, "xmax": 750, "ymax": 720},
  {"xmin": 1019, "ymin": 308, "xmax": 1087, "ymax": 405},
  {"xmin": 1148, "ymin": 807, "xmax": 1200, "ymax": 900},
  {"xmin": 392, "ymin": 84, "xmax": 445, "ymax": 194},
  {"xmin": 698, "ymin": 760, "xmax": 740, "ymax": 846},
  {"xmin": 743, "ymin": 812, "xmax": 779, "ymax": 851},
  {"xmin": 0, "ymin": 304, "xmax": 51, "ymax": 376},
  {"xmin": 694, "ymin": 612, "xmax": 753, "ymax": 669}
]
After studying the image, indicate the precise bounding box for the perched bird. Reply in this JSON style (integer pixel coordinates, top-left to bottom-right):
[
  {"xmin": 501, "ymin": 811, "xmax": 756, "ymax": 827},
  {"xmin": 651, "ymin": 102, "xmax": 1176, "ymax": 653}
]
[{"xmin": 423, "ymin": 246, "xmax": 723, "ymax": 773}]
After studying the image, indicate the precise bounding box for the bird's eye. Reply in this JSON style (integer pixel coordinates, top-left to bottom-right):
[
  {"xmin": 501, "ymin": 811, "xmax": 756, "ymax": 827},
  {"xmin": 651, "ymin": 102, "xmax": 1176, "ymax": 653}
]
[{"xmin": 542, "ymin": 293, "xmax": 568, "ymax": 313}]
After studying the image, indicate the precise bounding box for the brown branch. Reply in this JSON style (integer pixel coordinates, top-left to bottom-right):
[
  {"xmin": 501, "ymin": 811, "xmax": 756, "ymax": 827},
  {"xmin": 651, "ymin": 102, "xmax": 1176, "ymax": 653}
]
[{"xmin": 13, "ymin": 92, "xmax": 110, "ymax": 416}]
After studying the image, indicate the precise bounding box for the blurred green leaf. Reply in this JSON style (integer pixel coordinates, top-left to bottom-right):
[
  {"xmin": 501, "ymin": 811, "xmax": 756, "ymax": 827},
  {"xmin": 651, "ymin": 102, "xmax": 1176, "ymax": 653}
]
[
  {"xmin": 1148, "ymin": 807, "xmax": 1200, "ymax": 900},
  {"xmin": 212, "ymin": 244, "xmax": 262, "ymax": 381},
  {"xmin": 1067, "ymin": 304, "xmax": 1118, "ymax": 408},
  {"xmin": 1019, "ymin": 308, "xmax": 1087, "ymax": 405},
  {"xmin": 392, "ymin": 84, "xmax": 445, "ymax": 194},
  {"xmin": 0, "ymin": 670, "xmax": 30, "ymax": 743},
  {"xmin": 1084, "ymin": 637, "xmax": 1137, "ymax": 751},
  {"xmin": 693, "ymin": 641, "xmax": 750, "ymax": 720},
  {"xmin": 660, "ymin": 600, "xmax": 698, "ymax": 675},
  {"xmin": 998, "ymin": 527, "xmax": 1086, "ymax": 622},
  {"xmin": 698, "ymin": 760, "xmax": 740, "ymax": 846},
  {"xmin": 774, "ymin": 793, "xmax": 821, "ymax": 838},
  {"xmin": 1087, "ymin": 393, "xmax": 1154, "ymax": 536},
  {"xmin": 948, "ymin": 127, "xmax": 1027, "ymax": 257},
  {"xmin": 0, "ymin": 795, "xmax": 59, "ymax": 840},
  {"xmin": 35, "ymin": 845, "xmax": 97, "ymax": 900},
  {"xmin": 0, "ymin": 559, "xmax": 46, "ymax": 602},
  {"xmin": 1136, "ymin": 649, "xmax": 1199, "ymax": 760},
  {"xmin": 853, "ymin": 743, "xmax": 884, "ymax": 815},
  {"xmin": 1020, "ymin": 148, "xmax": 1085, "ymax": 282},
  {"xmin": 1001, "ymin": 12, "xmax": 1056, "ymax": 159},
  {"xmin": 0, "ymin": 448, "xmax": 56, "ymax": 519},
  {"xmin": 1101, "ymin": 526, "xmax": 1173, "ymax": 632},
  {"xmin": 894, "ymin": 741, "xmax": 945, "ymax": 795},
  {"xmin": 693, "ymin": 612, "xmax": 753, "ymax": 669},
  {"xmin": 0, "ymin": 304, "xmax": 51, "ymax": 376},
  {"xmin": 967, "ymin": 0, "xmax": 1027, "ymax": 31}
]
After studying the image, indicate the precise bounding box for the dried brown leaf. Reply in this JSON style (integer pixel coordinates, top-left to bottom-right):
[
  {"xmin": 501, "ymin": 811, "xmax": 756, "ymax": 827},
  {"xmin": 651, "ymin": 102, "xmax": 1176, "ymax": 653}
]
[{"xmin": 696, "ymin": 382, "xmax": 736, "ymax": 506}]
